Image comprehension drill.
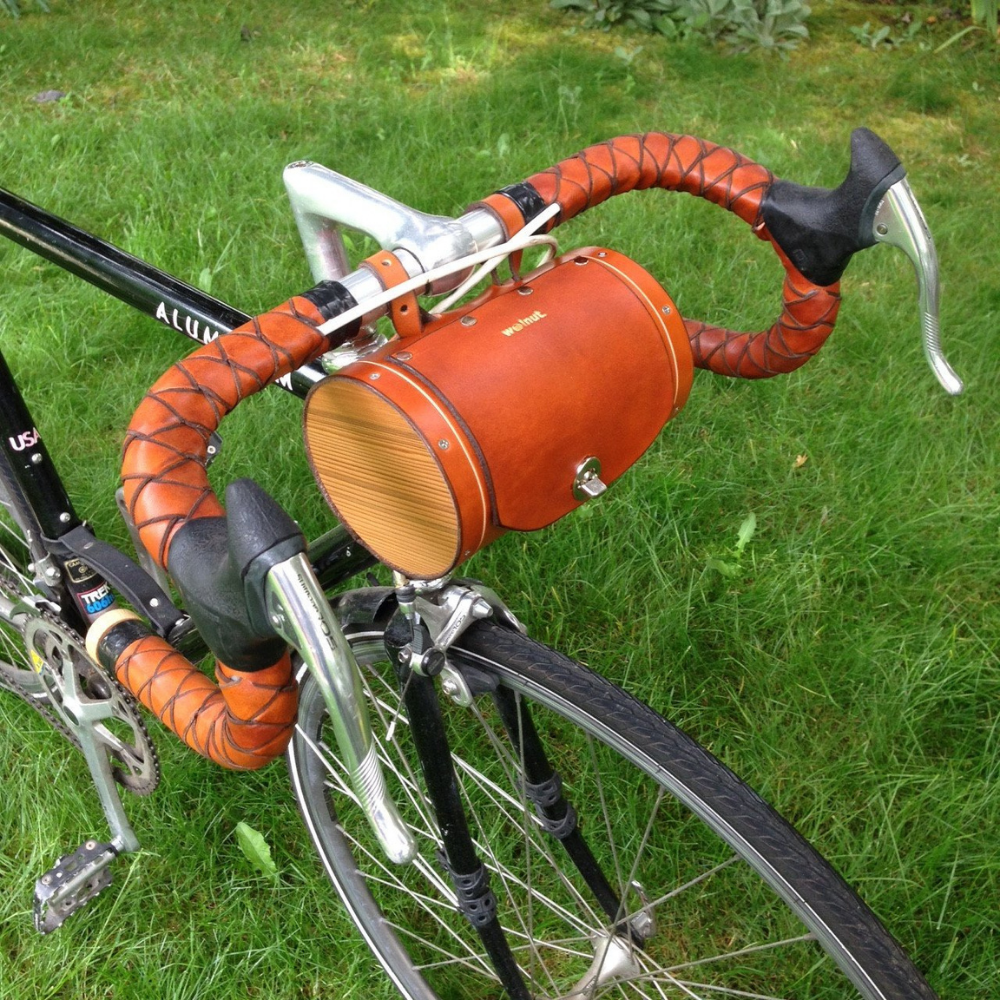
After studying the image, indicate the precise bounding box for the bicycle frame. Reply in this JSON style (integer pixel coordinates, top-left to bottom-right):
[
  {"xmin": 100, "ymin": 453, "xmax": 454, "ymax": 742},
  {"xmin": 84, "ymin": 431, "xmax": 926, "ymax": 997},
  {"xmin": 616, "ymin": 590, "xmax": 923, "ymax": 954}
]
[{"xmin": 0, "ymin": 186, "xmax": 379, "ymax": 590}]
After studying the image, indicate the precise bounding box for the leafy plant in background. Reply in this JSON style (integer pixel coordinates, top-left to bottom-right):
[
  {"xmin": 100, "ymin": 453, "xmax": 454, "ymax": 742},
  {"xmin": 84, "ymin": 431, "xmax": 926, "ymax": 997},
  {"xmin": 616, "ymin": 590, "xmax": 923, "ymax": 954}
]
[
  {"xmin": 551, "ymin": 0, "xmax": 812, "ymax": 54},
  {"xmin": 939, "ymin": 0, "xmax": 999, "ymax": 47},
  {"xmin": 716, "ymin": 0, "xmax": 812, "ymax": 52},
  {"xmin": 850, "ymin": 18, "xmax": 924, "ymax": 50},
  {"xmin": 550, "ymin": 0, "xmax": 674, "ymax": 31},
  {"xmin": 1, "ymin": 0, "xmax": 50, "ymax": 16},
  {"xmin": 971, "ymin": 0, "xmax": 999, "ymax": 35}
]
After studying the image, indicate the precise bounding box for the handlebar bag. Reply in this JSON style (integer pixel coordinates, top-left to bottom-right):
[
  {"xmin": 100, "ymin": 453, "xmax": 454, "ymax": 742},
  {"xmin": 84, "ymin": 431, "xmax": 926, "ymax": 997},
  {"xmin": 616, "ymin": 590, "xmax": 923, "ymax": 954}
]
[{"xmin": 303, "ymin": 247, "xmax": 693, "ymax": 579}]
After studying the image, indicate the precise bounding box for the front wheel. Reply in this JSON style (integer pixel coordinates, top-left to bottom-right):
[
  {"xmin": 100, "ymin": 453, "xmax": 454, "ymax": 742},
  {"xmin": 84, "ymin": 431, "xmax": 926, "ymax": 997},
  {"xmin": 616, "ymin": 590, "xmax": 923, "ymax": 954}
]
[{"xmin": 288, "ymin": 606, "xmax": 938, "ymax": 1000}]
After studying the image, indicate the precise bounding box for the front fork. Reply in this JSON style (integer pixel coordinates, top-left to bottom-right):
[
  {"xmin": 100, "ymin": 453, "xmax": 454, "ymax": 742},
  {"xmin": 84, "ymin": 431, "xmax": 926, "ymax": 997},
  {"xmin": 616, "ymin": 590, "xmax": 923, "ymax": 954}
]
[
  {"xmin": 384, "ymin": 615, "xmax": 533, "ymax": 1000},
  {"xmin": 386, "ymin": 580, "xmax": 651, "ymax": 996},
  {"xmin": 267, "ymin": 563, "xmax": 643, "ymax": 994}
]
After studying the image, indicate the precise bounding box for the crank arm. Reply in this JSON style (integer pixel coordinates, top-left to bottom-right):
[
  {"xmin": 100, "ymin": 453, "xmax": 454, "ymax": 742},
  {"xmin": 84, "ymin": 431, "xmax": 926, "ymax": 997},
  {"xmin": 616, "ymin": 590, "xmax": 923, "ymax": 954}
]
[
  {"xmin": 264, "ymin": 552, "xmax": 416, "ymax": 865},
  {"xmin": 59, "ymin": 645, "xmax": 139, "ymax": 855}
]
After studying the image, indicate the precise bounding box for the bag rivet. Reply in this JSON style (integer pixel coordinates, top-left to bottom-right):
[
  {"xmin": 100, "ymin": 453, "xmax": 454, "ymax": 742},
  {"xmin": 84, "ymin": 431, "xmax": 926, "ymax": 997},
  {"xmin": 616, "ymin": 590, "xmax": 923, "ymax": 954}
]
[
  {"xmin": 369, "ymin": 372, "xmax": 381, "ymax": 380},
  {"xmin": 460, "ymin": 316, "xmax": 477, "ymax": 327},
  {"xmin": 438, "ymin": 439, "xmax": 450, "ymax": 449},
  {"xmin": 395, "ymin": 351, "xmax": 412, "ymax": 361},
  {"xmin": 517, "ymin": 286, "xmax": 533, "ymax": 296},
  {"xmin": 661, "ymin": 305, "xmax": 672, "ymax": 315}
]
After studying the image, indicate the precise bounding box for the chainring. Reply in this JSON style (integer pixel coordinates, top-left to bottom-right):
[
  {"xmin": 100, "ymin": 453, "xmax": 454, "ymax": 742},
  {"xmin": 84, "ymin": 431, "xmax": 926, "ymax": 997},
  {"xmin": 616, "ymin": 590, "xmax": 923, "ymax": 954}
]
[{"xmin": 0, "ymin": 604, "xmax": 159, "ymax": 796}]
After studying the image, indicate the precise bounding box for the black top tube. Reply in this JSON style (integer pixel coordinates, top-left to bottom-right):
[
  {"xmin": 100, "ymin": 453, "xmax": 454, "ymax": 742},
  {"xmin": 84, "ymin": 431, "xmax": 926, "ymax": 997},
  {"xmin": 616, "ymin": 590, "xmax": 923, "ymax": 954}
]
[{"xmin": 0, "ymin": 186, "xmax": 326, "ymax": 397}]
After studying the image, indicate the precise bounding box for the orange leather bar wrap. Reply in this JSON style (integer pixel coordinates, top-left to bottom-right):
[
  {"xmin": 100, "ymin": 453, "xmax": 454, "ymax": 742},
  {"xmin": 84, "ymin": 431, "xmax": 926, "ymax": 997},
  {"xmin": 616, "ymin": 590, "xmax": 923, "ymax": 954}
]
[
  {"xmin": 524, "ymin": 132, "xmax": 841, "ymax": 379},
  {"xmin": 119, "ymin": 295, "xmax": 328, "ymax": 767},
  {"xmin": 686, "ymin": 246, "xmax": 840, "ymax": 377},
  {"xmin": 115, "ymin": 635, "xmax": 297, "ymax": 770},
  {"xmin": 121, "ymin": 295, "xmax": 328, "ymax": 569}
]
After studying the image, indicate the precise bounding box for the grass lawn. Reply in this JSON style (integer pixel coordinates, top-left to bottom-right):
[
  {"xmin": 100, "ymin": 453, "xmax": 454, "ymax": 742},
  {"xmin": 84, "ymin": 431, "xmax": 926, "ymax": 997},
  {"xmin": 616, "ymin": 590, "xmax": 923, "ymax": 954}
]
[{"xmin": 0, "ymin": 1, "xmax": 997, "ymax": 997}]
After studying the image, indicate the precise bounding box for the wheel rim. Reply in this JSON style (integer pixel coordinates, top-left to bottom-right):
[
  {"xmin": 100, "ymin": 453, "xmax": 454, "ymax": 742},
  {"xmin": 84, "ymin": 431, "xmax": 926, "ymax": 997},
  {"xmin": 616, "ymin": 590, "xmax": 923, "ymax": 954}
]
[
  {"xmin": 290, "ymin": 630, "xmax": 887, "ymax": 1000},
  {"xmin": 0, "ymin": 499, "xmax": 49, "ymax": 691}
]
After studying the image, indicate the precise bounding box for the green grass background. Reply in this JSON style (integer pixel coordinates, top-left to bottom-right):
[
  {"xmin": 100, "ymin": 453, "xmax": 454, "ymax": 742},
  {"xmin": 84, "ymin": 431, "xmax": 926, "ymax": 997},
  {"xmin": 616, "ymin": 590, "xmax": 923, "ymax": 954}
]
[{"xmin": 0, "ymin": 1, "xmax": 997, "ymax": 997}]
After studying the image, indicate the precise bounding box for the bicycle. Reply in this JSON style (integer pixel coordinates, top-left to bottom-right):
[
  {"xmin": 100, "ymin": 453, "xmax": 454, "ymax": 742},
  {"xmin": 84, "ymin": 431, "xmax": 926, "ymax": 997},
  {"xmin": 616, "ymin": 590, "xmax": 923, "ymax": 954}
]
[{"xmin": 0, "ymin": 127, "xmax": 959, "ymax": 1000}]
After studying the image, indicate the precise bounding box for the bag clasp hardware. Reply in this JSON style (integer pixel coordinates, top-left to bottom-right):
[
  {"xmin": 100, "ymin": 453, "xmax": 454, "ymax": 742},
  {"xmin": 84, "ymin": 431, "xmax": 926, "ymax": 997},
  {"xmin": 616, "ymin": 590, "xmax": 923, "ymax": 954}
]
[{"xmin": 573, "ymin": 457, "xmax": 607, "ymax": 501}]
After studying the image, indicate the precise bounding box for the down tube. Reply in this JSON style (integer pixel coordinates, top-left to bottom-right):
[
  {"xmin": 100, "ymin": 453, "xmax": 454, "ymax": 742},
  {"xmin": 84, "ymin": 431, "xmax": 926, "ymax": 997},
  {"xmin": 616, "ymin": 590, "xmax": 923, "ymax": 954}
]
[{"xmin": 0, "ymin": 186, "xmax": 325, "ymax": 397}]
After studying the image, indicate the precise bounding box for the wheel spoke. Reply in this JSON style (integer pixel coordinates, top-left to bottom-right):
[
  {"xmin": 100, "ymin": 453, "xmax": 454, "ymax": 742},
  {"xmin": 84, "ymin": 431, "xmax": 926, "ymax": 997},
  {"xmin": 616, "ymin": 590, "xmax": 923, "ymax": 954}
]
[
  {"xmin": 288, "ymin": 614, "xmax": 936, "ymax": 1000},
  {"xmin": 663, "ymin": 935, "xmax": 818, "ymax": 975}
]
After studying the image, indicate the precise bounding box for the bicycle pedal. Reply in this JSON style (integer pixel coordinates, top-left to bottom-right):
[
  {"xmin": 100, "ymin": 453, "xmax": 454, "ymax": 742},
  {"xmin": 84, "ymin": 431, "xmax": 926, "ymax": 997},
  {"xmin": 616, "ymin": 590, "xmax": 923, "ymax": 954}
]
[{"xmin": 33, "ymin": 839, "xmax": 117, "ymax": 934}]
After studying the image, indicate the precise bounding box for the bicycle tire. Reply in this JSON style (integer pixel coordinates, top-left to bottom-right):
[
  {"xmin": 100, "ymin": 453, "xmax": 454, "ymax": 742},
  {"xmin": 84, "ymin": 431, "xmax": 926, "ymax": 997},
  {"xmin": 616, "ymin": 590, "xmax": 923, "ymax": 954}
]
[{"xmin": 289, "ymin": 605, "xmax": 939, "ymax": 1000}]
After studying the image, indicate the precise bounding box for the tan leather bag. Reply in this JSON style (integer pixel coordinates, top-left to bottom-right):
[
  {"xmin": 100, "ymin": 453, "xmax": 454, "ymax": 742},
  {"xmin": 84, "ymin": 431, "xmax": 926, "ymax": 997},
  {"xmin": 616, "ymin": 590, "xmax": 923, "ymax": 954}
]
[{"xmin": 304, "ymin": 247, "xmax": 693, "ymax": 579}]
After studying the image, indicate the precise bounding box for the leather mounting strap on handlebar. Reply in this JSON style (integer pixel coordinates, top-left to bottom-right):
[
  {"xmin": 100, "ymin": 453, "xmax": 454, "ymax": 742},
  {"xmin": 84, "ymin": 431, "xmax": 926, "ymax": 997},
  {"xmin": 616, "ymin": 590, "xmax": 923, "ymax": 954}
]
[
  {"xmin": 493, "ymin": 132, "xmax": 841, "ymax": 379},
  {"xmin": 360, "ymin": 250, "xmax": 424, "ymax": 339}
]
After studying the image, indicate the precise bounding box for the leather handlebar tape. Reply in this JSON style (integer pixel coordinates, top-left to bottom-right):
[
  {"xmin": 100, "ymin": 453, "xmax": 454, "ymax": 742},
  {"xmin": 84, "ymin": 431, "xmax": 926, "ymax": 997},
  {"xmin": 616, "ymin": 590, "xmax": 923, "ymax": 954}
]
[
  {"xmin": 88, "ymin": 611, "xmax": 297, "ymax": 771},
  {"xmin": 481, "ymin": 131, "xmax": 843, "ymax": 379},
  {"xmin": 118, "ymin": 289, "xmax": 357, "ymax": 768}
]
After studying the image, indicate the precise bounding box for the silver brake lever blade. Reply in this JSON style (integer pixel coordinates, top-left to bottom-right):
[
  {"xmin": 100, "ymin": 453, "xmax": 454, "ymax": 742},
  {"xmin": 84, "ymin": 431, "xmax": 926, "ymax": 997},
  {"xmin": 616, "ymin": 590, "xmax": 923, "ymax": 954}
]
[
  {"xmin": 265, "ymin": 553, "xmax": 416, "ymax": 866},
  {"xmin": 871, "ymin": 178, "xmax": 963, "ymax": 395}
]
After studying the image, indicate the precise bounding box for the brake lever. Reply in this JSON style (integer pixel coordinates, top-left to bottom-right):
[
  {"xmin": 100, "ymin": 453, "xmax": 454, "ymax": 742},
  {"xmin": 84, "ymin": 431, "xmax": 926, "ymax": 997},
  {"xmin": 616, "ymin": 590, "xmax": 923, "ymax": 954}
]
[
  {"xmin": 871, "ymin": 177, "xmax": 963, "ymax": 395},
  {"xmin": 762, "ymin": 127, "xmax": 963, "ymax": 395}
]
